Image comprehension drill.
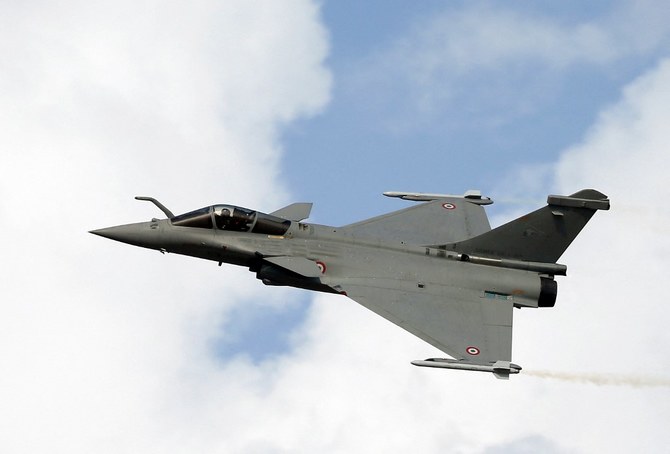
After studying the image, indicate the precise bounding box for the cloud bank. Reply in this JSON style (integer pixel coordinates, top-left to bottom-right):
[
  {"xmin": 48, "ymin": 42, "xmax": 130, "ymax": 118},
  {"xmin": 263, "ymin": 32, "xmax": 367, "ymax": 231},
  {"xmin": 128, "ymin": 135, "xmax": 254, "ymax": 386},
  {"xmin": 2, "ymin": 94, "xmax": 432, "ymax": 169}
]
[{"xmin": 0, "ymin": 1, "xmax": 330, "ymax": 453}]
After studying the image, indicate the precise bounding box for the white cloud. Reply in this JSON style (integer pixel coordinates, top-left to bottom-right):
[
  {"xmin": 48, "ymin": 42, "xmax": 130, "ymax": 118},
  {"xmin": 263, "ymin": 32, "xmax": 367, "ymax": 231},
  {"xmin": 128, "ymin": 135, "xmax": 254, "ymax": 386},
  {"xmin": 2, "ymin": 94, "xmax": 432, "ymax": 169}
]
[
  {"xmin": 547, "ymin": 58, "xmax": 670, "ymax": 374},
  {"xmin": 0, "ymin": 1, "xmax": 329, "ymax": 453}
]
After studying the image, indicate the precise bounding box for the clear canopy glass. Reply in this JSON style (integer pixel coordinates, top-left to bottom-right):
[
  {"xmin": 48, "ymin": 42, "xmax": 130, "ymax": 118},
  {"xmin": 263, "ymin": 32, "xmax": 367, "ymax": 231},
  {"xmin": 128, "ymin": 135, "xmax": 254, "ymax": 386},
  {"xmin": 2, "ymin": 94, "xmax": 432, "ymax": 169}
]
[{"xmin": 171, "ymin": 205, "xmax": 290, "ymax": 235}]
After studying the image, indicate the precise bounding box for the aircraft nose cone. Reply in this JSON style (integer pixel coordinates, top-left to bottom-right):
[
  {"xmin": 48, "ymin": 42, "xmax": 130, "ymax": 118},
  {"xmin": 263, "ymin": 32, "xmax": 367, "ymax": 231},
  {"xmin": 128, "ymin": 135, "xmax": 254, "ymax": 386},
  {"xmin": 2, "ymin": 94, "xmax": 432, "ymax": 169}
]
[
  {"xmin": 89, "ymin": 226, "xmax": 126, "ymax": 241},
  {"xmin": 89, "ymin": 221, "xmax": 162, "ymax": 250}
]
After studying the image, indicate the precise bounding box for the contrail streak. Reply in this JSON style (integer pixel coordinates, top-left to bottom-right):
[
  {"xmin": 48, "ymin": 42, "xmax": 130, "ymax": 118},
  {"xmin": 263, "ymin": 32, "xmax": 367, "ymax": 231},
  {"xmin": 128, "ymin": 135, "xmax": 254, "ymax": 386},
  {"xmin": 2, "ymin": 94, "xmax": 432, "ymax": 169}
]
[{"xmin": 525, "ymin": 370, "xmax": 670, "ymax": 388}]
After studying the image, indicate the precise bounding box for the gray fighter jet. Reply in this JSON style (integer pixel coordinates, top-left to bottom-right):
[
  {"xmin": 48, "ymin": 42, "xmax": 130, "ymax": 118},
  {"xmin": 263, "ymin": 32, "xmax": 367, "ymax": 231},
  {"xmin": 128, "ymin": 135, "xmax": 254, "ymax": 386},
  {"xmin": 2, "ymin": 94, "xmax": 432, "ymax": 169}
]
[{"xmin": 91, "ymin": 189, "xmax": 609, "ymax": 379}]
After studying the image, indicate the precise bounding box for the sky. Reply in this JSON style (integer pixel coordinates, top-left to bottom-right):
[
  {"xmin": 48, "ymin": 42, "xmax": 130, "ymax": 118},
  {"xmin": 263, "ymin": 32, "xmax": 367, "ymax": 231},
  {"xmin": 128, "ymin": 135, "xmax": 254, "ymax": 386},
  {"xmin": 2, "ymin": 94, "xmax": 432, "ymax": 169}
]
[{"xmin": 1, "ymin": 1, "xmax": 669, "ymax": 453}]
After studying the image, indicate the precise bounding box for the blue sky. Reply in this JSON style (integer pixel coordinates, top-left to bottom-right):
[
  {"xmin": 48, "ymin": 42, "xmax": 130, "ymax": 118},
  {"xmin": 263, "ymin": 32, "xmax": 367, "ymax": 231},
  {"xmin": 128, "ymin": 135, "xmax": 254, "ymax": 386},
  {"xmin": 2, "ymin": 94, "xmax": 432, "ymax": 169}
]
[
  {"xmin": 282, "ymin": 0, "xmax": 667, "ymax": 223},
  {"xmin": 2, "ymin": 1, "xmax": 669, "ymax": 452}
]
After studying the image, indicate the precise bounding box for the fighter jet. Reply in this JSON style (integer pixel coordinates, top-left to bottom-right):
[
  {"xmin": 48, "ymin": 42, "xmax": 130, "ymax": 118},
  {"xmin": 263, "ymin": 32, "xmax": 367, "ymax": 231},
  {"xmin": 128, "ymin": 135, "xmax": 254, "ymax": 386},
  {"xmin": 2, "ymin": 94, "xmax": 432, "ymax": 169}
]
[{"xmin": 91, "ymin": 189, "xmax": 609, "ymax": 379}]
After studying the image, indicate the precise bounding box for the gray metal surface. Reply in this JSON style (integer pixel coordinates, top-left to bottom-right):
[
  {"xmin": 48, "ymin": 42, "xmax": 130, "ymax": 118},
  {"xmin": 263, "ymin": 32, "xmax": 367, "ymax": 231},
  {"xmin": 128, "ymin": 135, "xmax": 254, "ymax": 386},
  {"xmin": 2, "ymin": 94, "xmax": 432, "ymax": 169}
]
[
  {"xmin": 445, "ymin": 189, "xmax": 610, "ymax": 262},
  {"xmin": 341, "ymin": 194, "xmax": 491, "ymax": 245},
  {"xmin": 270, "ymin": 203, "xmax": 313, "ymax": 221},
  {"xmin": 90, "ymin": 189, "xmax": 609, "ymax": 378}
]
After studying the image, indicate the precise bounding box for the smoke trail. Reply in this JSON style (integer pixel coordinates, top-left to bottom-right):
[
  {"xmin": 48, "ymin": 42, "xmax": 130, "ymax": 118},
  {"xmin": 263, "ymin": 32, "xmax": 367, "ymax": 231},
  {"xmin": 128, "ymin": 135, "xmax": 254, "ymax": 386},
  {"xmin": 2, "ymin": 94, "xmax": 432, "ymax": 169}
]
[{"xmin": 525, "ymin": 370, "xmax": 670, "ymax": 388}]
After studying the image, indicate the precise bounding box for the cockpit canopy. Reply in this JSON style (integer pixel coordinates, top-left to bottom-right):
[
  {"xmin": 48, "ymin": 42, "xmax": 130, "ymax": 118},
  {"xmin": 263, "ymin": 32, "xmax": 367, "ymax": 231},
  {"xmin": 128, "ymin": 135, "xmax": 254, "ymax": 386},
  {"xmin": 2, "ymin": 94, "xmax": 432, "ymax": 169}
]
[{"xmin": 171, "ymin": 205, "xmax": 291, "ymax": 235}]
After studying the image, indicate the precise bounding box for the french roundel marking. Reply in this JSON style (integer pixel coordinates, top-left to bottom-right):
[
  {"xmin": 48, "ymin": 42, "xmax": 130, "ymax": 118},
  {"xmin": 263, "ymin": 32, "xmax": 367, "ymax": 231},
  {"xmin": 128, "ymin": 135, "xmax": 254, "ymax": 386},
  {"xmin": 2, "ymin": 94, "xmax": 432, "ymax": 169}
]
[
  {"xmin": 316, "ymin": 261, "xmax": 326, "ymax": 274},
  {"xmin": 442, "ymin": 202, "xmax": 456, "ymax": 210},
  {"xmin": 466, "ymin": 346, "xmax": 480, "ymax": 356}
]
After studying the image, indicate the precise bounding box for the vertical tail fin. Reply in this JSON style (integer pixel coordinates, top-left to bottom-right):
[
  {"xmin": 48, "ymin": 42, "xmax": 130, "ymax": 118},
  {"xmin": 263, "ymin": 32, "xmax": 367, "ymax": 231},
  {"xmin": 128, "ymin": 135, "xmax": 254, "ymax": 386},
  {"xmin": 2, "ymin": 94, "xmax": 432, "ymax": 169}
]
[{"xmin": 445, "ymin": 189, "xmax": 610, "ymax": 263}]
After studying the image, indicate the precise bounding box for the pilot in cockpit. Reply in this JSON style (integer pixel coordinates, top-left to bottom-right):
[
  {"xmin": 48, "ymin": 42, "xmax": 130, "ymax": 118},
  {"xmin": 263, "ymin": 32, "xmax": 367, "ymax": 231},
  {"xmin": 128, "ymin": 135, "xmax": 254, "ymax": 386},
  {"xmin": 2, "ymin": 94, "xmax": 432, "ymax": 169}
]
[
  {"xmin": 215, "ymin": 206, "xmax": 255, "ymax": 232},
  {"xmin": 214, "ymin": 207, "xmax": 232, "ymax": 229}
]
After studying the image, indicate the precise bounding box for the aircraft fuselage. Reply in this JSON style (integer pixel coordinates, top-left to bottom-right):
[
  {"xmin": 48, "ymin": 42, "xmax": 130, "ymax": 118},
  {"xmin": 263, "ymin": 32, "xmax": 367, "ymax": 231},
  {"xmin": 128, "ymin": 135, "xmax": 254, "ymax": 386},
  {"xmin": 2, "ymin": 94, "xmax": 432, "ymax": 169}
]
[
  {"xmin": 91, "ymin": 189, "xmax": 610, "ymax": 378},
  {"xmin": 91, "ymin": 217, "xmax": 549, "ymax": 308}
]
